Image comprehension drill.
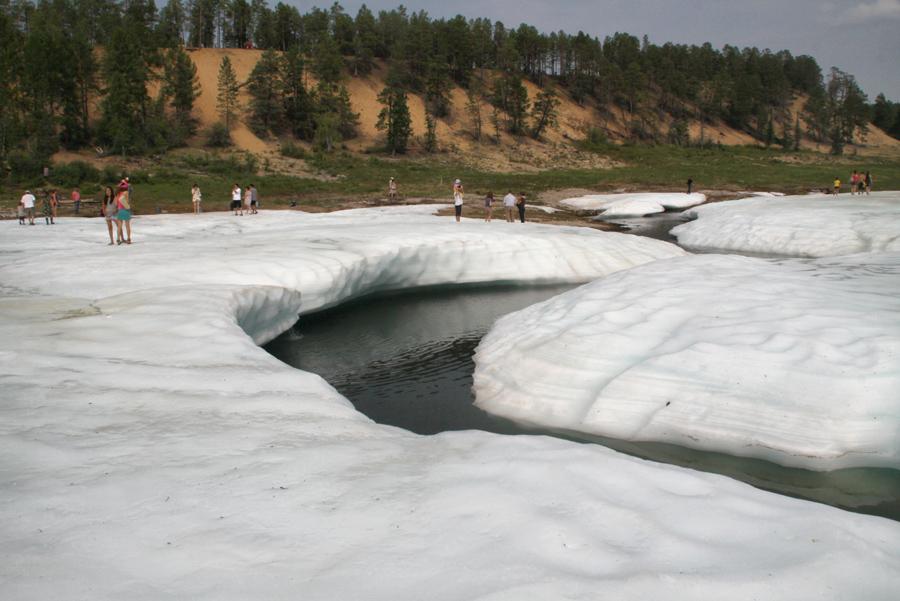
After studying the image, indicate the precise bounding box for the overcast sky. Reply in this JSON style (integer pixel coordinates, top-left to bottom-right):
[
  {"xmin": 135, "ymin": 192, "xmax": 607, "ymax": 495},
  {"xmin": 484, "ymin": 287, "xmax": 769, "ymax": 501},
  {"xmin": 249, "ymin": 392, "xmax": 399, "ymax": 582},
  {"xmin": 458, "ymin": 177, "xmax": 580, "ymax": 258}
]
[{"xmin": 291, "ymin": 0, "xmax": 900, "ymax": 100}]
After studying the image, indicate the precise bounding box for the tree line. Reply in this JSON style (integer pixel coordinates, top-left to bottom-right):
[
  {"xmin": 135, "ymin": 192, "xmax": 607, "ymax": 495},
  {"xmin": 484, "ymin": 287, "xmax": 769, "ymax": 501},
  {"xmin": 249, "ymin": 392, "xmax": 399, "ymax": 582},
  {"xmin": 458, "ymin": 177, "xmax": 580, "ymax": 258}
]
[{"xmin": 2, "ymin": 0, "xmax": 897, "ymax": 178}]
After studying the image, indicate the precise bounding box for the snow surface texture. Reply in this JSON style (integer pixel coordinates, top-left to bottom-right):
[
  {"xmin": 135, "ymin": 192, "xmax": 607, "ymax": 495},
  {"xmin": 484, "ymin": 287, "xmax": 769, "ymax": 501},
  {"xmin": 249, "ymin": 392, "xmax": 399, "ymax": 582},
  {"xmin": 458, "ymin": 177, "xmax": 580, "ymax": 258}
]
[
  {"xmin": 560, "ymin": 192, "xmax": 707, "ymax": 217},
  {"xmin": 672, "ymin": 192, "xmax": 900, "ymax": 256},
  {"xmin": 2, "ymin": 209, "xmax": 900, "ymax": 599},
  {"xmin": 474, "ymin": 252, "xmax": 900, "ymax": 470}
]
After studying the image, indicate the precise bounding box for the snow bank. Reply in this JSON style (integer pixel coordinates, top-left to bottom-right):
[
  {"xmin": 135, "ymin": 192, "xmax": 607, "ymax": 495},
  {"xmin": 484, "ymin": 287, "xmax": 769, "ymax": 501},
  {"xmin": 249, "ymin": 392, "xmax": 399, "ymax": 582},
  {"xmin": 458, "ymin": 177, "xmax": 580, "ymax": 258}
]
[
  {"xmin": 474, "ymin": 253, "xmax": 900, "ymax": 470},
  {"xmin": 672, "ymin": 191, "xmax": 900, "ymax": 256},
  {"xmin": 2, "ymin": 208, "xmax": 899, "ymax": 599},
  {"xmin": 560, "ymin": 192, "xmax": 707, "ymax": 217}
]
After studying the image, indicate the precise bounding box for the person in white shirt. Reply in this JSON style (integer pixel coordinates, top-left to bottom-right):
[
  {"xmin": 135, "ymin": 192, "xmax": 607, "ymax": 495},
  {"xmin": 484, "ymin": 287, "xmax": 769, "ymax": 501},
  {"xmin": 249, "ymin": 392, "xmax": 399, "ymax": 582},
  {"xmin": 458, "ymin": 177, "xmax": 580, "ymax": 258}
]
[
  {"xmin": 453, "ymin": 179, "xmax": 464, "ymax": 222},
  {"xmin": 191, "ymin": 184, "xmax": 202, "ymax": 214},
  {"xmin": 20, "ymin": 190, "xmax": 36, "ymax": 225},
  {"xmin": 231, "ymin": 184, "xmax": 242, "ymax": 216},
  {"xmin": 503, "ymin": 190, "xmax": 516, "ymax": 223}
]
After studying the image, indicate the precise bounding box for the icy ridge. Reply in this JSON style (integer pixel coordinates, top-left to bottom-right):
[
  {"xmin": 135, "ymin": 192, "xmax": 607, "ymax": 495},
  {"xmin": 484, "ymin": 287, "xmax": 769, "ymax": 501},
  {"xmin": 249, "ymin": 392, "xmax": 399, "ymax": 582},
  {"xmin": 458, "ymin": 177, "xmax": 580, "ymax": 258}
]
[
  {"xmin": 672, "ymin": 192, "xmax": 900, "ymax": 256},
  {"xmin": 474, "ymin": 252, "xmax": 900, "ymax": 470}
]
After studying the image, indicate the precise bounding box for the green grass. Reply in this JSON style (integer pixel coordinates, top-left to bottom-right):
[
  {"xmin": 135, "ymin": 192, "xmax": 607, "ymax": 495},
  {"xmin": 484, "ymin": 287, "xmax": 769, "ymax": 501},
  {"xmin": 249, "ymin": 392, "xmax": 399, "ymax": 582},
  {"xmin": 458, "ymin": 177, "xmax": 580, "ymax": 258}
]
[{"xmin": 3, "ymin": 144, "xmax": 899, "ymax": 214}]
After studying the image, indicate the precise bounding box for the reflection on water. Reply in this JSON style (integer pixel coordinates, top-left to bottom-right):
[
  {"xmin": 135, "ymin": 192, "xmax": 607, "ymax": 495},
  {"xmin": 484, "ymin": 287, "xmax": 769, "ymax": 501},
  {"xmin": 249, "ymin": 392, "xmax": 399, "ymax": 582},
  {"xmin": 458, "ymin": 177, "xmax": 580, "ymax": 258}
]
[
  {"xmin": 266, "ymin": 285, "xmax": 574, "ymax": 435},
  {"xmin": 266, "ymin": 285, "xmax": 900, "ymax": 521}
]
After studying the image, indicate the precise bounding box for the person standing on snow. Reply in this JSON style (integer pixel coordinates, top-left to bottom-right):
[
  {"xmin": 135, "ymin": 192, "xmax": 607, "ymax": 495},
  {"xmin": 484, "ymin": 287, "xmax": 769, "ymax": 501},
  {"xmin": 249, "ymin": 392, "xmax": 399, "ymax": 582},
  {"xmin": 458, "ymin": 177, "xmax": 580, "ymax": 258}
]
[
  {"xmin": 453, "ymin": 179, "xmax": 464, "ymax": 222},
  {"xmin": 503, "ymin": 190, "xmax": 516, "ymax": 222}
]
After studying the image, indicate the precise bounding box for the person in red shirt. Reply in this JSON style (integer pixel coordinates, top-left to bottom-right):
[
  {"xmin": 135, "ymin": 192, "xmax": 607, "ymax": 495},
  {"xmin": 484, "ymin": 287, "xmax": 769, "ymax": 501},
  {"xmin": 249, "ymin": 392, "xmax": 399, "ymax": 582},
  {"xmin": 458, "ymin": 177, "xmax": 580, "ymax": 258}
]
[{"xmin": 71, "ymin": 187, "xmax": 81, "ymax": 214}]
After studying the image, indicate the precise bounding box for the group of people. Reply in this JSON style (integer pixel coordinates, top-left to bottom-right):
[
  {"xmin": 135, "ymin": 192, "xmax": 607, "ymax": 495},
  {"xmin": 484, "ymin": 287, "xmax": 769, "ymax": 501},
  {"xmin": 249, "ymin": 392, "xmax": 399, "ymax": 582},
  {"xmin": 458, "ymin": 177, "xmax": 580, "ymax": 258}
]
[
  {"xmin": 17, "ymin": 189, "xmax": 57, "ymax": 225},
  {"xmin": 229, "ymin": 183, "xmax": 259, "ymax": 215},
  {"xmin": 101, "ymin": 178, "xmax": 133, "ymax": 245},
  {"xmin": 16, "ymin": 187, "xmax": 85, "ymax": 225},
  {"xmin": 454, "ymin": 180, "xmax": 529, "ymax": 224},
  {"xmin": 481, "ymin": 190, "xmax": 528, "ymax": 223},
  {"xmin": 833, "ymin": 170, "xmax": 874, "ymax": 195}
]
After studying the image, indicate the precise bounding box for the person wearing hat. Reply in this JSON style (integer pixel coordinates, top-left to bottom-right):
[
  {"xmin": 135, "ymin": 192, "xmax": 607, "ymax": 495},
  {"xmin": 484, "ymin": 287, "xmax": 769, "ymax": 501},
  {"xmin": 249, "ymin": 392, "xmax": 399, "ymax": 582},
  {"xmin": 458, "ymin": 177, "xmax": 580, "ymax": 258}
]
[
  {"xmin": 453, "ymin": 179, "xmax": 464, "ymax": 222},
  {"xmin": 115, "ymin": 178, "xmax": 133, "ymax": 244},
  {"xmin": 388, "ymin": 177, "xmax": 398, "ymax": 202},
  {"xmin": 20, "ymin": 189, "xmax": 36, "ymax": 225}
]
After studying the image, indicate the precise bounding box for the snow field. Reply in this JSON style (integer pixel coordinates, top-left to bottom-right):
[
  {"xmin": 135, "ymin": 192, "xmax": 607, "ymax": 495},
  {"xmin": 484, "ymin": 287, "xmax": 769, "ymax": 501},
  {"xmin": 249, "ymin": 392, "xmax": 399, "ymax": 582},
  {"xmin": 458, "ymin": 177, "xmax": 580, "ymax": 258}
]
[{"xmin": 2, "ymin": 208, "xmax": 899, "ymax": 599}]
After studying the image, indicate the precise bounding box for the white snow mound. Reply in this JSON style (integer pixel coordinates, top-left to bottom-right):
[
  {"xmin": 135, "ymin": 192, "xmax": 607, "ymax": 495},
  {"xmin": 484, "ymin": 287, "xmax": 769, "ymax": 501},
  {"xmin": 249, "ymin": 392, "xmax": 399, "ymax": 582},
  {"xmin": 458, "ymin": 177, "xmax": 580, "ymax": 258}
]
[
  {"xmin": 672, "ymin": 191, "xmax": 900, "ymax": 256},
  {"xmin": 560, "ymin": 192, "xmax": 707, "ymax": 217},
  {"xmin": 474, "ymin": 252, "xmax": 900, "ymax": 470}
]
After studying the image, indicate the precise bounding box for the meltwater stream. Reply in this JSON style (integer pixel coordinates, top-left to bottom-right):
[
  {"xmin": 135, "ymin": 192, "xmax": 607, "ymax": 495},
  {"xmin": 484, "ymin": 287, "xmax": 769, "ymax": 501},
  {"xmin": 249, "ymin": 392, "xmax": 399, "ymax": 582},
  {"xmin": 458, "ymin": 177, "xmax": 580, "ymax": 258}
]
[
  {"xmin": 266, "ymin": 211, "xmax": 899, "ymax": 520},
  {"xmin": 265, "ymin": 282, "xmax": 900, "ymax": 521}
]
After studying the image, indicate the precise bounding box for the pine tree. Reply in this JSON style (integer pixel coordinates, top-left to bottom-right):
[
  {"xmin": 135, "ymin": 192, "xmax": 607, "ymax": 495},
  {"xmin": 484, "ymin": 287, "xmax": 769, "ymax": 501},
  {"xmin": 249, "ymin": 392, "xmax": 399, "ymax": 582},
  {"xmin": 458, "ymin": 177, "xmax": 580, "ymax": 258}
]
[
  {"xmin": 313, "ymin": 111, "xmax": 340, "ymax": 152},
  {"xmin": 157, "ymin": 0, "xmax": 186, "ymax": 47},
  {"xmin": 491, "ymin": 74, "xmax": 529, "ymax": 135},
  {"xmin": 490, "ymin": 105, "xmax": 502, "ymax": 144},
  {"xmin": 424, "ymin": 61, "xmax": 452, "ymax": 118},
  {"xmin": 217, "ymin": 55, "xmax": 240, "ymax": 130},
  {"xmin": 424, "ymin": 112, "xmax": 437, "ymax": 152},
  {"xmin": 376, "ymin": 85, "xmax": 412, "ymax": 154},
  {"xmin": 781, "ymin": 119, "xmax": 792, "ymax": 150},
  {"xmin": 530, "ymin": 85, "xmax": 560, "ymax": 139},
  {"xmin": 764, "ymin": 114, "xmax": 775, "ymax": 147},
  {"xmin": 871, "ymin": 93, "xmax": 893, "ymax": 131},
  {"xmin": 465, "ymin": 84, "xmax": 483, "ymax": 141},
  {"xmin": 98, "ymin": 25, "xmax": 158, "ymax": 154},
  {"xmin": 316, "ymin": 83, "xmax": 359, "ymax": 141},
  {"xmin": 246, "ymin": 48, "xmax": 283, "ymax": 136},
  {"xmin": 312, "ymin": 35, "xmax": 344, "ymax": 84},
  {"xmin": 281, "ymin": 48, "xmax": 315, "ymax": 140},
  {"xmin": 162, "ymin": 46, "xmax": 200, "ymax": 140}
]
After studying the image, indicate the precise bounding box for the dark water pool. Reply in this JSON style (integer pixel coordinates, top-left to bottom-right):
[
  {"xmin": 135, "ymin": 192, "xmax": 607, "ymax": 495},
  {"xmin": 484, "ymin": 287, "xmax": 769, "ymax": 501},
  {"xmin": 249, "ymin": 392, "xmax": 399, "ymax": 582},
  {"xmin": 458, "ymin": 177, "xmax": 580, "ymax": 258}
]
[
  {"xmin": 265, "ymin": 284, "xmax": 900, "ymax": 521},
  {"xmin": 266, "ymin": 285, "xmax": 574, "ymax": 435}
]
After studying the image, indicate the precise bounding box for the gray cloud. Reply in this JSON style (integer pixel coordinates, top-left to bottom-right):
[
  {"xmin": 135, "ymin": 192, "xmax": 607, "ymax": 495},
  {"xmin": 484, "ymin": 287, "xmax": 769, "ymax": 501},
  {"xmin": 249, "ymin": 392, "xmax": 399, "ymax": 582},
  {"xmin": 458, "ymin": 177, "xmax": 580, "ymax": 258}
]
[{"xmin": 292, "ymin": 1, "xmax": 900, "ymax": 100}]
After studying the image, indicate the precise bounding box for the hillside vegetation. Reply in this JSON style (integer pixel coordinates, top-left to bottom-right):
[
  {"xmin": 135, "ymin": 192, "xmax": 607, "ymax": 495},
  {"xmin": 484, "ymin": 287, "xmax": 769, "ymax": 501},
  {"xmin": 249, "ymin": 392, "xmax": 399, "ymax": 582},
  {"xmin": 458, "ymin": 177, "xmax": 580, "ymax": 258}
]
[{"xmin": 2, "ymin": 0, "xmax": 900, "ymax": 208}]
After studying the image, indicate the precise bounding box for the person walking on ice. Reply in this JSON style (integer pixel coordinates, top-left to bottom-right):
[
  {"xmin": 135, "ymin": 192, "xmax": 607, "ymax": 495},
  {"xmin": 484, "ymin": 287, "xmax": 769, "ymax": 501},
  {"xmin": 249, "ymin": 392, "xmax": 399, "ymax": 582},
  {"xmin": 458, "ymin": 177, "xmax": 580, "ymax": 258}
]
[
  {"xmin": 453, "ymin": 179, "xmax": 464, "ymax": 222},
  {"xmin": 833, "ymin": 177, "xmax": 841, "ymax": 195},
  {"xmin": 503, "ymin": 190, "xmax": 516, "ymax": 222},
  {"xmin": 484, "ymin": 192, "xmax": 494, "ymax": 222},
  {"xmin": 231, "ymin": 183, "xmax": 242, "ymax": 216},
  {"xmin": 388, "ymin": 177, "xmax": 398, "ymax": 202},
  {"xmin": 191, "ymin": 184, "xmax": 202, "ymax": 214},
  {"xmin": 21, "ymin": 189, "xmax": 36, "ymax": 224}
]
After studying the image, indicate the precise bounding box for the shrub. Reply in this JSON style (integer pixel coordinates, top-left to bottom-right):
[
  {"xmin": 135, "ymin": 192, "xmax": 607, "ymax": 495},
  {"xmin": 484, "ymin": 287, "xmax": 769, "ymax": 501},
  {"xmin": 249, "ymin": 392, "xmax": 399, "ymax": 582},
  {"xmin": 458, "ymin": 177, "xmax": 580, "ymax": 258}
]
[
  {"xmin": 205, "ymin": 122, "xmax": 232, "ymax": 148},
  {"xmin": 280, "ymin": 141, "xmax": 307, "ymax": 159},
  {"xmin": 6, "ymin": 151, "xmax": 47, "ymax": 184},
  {"xmin": 49, "ymin": 161, "xmax": 101, "ymax": 187}
]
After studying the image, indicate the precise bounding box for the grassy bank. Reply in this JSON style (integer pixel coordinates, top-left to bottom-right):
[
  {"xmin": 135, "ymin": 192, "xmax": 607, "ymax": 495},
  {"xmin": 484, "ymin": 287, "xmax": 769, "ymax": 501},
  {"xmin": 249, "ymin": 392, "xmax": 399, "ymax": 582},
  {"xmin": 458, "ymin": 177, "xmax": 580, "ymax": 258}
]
[{"xmin": 3, "ymin": 144, "xmax": 899, "ymax": 215}]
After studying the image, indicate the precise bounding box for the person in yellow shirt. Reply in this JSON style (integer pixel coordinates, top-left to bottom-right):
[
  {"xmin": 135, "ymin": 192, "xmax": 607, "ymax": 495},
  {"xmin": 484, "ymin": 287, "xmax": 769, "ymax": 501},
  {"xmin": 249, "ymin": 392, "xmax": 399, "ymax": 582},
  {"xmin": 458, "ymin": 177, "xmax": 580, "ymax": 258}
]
[{"xmin": 833, "ymin": 177, "xmax": 841, "ymax": 195}]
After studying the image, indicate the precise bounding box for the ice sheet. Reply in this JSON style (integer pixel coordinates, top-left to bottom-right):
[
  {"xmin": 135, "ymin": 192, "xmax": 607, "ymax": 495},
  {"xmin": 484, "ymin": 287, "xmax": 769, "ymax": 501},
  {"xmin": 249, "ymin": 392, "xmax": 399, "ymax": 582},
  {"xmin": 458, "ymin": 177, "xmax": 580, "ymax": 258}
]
[
  {"xmin": 672, "ymin": 191, "xmax": 900, "ymax": 256},
  {"xmin": 2, "ymin": 208, "xmax": 898, "ymax": 599},
  {"xmin": 560, "ymin": 192, "xmax": 707, "ymax": 217}
]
